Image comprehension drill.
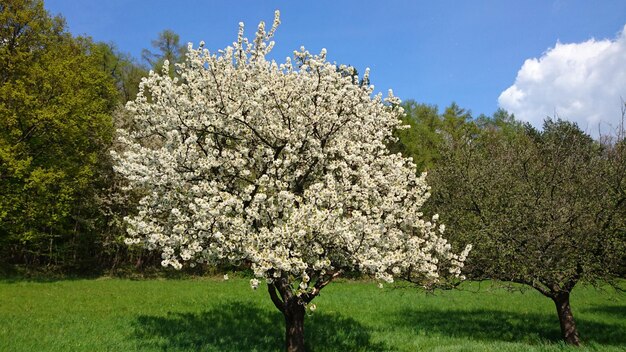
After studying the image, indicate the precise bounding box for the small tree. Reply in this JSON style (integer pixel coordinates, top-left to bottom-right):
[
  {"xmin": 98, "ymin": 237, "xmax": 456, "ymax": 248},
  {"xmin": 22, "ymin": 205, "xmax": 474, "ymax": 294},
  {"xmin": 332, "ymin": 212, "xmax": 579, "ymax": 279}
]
[
  {"xmin": 113, "ymin": 12, "xmax": 469, "ymax": 351},
  {"xmin": 428, "ymin": 117, "xmax": 625, "ymax": 346},
  {"xmin": 389, "ymin": 100, "xmax": 442, "ymax": 172},
  {"xmin": 141, "ymin": 29, "xmax": 185, "ymax": 77}
]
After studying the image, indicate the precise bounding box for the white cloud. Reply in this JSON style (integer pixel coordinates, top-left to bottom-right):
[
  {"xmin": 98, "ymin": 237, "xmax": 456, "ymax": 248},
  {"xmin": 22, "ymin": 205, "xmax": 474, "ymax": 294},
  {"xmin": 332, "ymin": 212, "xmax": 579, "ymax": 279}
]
[{"xmin": 499, "ymin": 25, "xmax": 626, "ymax": 137}]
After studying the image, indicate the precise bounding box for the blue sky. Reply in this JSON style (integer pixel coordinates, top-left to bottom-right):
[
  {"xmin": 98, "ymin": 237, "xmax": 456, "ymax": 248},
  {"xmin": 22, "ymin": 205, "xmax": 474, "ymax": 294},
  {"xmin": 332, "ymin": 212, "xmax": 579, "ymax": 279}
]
[{"xmin": 45, "ymin": 1, "xmax": 626, "ymax": 130}]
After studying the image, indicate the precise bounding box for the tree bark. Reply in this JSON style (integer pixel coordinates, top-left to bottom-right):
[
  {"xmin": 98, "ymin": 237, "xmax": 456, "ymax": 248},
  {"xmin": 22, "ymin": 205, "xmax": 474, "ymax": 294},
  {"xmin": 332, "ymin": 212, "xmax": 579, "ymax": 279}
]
[
  {"xmin": 268, "ymin": 281, "xmax": 307, "ymax": 352},
  {"xmin": 284, "ymin": 299, "xmax": 306, "ymax": 352},
  {"xmin": 552, "ymin": 291, "xmax": 580, "ymax": 346}
]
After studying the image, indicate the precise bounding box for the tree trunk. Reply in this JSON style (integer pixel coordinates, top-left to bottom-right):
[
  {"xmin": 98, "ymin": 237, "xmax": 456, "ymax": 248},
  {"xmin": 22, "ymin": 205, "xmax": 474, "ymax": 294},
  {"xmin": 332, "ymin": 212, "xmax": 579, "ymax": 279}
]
[
  {"xmin": 552, "ymin": 291, "xmax": 580, "ymax": 346},
  {"xmin": 284, "ymin": 298, "xmax": 306, "ymax": 352}
]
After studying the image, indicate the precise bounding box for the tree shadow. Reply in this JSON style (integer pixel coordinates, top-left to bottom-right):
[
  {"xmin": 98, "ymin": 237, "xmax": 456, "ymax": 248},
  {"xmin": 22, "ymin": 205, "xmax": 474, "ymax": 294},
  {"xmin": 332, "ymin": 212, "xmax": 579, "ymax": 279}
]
[
  {"xmin": 395, "ymin": 308, "xmax": 626, "ymax": 346},
  {"xmin": 0, "ymin": 275, "xmax": 97, "ymax": 283},
  {"xmin": 582, "ymin": 305, "xmax": 626, "ymax": 319},
  {"xmin": 133, "ymin": 301, "xmax": 388, "ymax": 351}
]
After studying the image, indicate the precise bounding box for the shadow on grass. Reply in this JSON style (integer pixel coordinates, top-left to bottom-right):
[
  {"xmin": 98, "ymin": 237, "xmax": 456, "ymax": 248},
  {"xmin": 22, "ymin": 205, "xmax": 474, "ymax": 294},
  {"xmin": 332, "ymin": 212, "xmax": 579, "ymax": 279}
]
[
  {"xmin": 0, "ymin": 274, "xmax": 99, "ymax": 283},
  {"xmin": 0, "ymin": 266, "xmax": 210, "ymax": 283},
  {"xmin": 133, "ymin": 301, "xmax": 388, "ymax": 351},
  {"xmin": 582, "ymin": 305, "xmax": 626, "ymax": 319},
  {"xmin": 395, "ymin": 308, "xmax": 626, "ymax": 346}
]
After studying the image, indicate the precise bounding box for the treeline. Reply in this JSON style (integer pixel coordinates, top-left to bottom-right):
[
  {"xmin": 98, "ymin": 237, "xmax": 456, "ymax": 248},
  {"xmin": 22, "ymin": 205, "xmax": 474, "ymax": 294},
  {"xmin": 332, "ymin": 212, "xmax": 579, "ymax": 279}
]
[
  {"xmin": 0, "ymin": 0, "xmax": 624, "ymax": 286},
  {"xmin": 0, "ymin": 0, "xmax": 187, "ymax": 275}
]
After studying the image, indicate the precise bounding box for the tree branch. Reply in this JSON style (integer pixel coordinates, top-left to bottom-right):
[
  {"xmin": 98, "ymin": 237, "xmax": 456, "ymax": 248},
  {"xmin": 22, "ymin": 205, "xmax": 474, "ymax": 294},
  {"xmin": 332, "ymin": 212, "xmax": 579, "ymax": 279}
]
[
  {"xmin": 268, "ymin": 282, "xmax": 285, "ymax": 313},
  {"xmin": 304, "ymin": 270, "xmax": 342, "ymax": 303}
]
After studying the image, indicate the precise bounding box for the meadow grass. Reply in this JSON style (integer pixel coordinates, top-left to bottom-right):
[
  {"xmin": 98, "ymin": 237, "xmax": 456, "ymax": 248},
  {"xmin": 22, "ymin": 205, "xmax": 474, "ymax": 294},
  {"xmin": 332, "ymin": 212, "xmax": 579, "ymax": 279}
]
[{"xmin": 0, "ymin": 277, "xmax": 624, "ymax": 351}]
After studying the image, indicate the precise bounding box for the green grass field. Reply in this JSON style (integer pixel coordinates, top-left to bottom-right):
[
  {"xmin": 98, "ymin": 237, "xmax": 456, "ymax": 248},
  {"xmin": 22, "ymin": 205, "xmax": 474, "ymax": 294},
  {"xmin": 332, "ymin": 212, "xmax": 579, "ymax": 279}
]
[{"xmin": 0, "ymin": 277, "xmax": 624, "ymax": 351}]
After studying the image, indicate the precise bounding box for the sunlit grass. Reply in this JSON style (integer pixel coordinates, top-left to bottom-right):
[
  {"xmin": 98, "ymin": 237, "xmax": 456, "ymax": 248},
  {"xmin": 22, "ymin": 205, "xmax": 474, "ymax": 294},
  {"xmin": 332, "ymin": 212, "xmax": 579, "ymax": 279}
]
[{"xmin": 0, "ymin": 277, "xmax": 624, "ymax": 351}]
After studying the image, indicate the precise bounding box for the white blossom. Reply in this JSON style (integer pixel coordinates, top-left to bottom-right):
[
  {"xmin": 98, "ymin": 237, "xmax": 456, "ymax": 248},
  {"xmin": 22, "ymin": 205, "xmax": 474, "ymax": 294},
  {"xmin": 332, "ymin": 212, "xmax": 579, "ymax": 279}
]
[{"xmin": 113, "ymin": 11, "xmax": 470, "ymax": 299}]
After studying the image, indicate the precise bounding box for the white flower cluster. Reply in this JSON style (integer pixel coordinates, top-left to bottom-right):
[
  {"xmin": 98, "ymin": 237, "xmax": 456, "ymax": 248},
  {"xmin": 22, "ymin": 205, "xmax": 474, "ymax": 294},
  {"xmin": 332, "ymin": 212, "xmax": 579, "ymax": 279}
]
[{"xmin": 113, "ymin": 11, "xmax": 470, "ymax": 293}]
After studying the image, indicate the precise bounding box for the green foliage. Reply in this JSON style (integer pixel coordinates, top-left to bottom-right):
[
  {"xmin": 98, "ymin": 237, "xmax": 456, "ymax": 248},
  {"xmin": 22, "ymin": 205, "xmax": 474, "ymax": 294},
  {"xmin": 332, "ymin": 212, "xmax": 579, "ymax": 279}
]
[
  {"xmin": 392, "ymin": 101, "xmax": 481, "ymax": 172},
  {"xmin": 429, "ymin": 118, "xmax": 625, "ymax": 288},
  {"xmin": 0, "ymin": 278, "xmax": 624, "ymax": 351},
  {"xmin": 439, "ymin": 102, "xmax": 478, "ymax": 147},
  {"xmin": 0, "ymin": 0, "xmax": 118, "ymax": 270},
  {"xmin": 391, "ymin": 100, "xmax": 442, "ymax": 171},
  {"xmin": 89, "ymin": 42, "xmax": 149, "ymax": 103},
  {"xmin": 141, "ymin": 29, "xmax": 185, "ymax": 76}
]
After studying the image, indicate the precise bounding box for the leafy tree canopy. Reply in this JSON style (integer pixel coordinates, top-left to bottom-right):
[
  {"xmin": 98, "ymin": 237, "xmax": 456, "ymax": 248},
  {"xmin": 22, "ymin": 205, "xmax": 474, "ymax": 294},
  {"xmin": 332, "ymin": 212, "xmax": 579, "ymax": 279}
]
[
  {"xmin": 426, "ymin": 115, "xmax": 626, "ymax": 345},
  {"xmin": 0, "ymin": 0, "xmax": 118, "ymax": 270}
]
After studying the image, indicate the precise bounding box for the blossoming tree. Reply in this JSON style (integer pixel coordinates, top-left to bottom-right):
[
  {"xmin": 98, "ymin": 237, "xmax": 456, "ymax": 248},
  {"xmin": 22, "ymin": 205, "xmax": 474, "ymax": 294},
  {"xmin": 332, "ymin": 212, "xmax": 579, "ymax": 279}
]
[{"xmin": 113, "ymin": 11, "xmax": 470, "ymax": 352}]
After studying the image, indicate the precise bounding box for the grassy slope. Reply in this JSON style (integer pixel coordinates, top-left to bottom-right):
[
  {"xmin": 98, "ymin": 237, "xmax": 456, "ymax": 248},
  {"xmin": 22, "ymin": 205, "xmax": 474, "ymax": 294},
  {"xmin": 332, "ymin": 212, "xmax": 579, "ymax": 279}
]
[{"xmin": 0, "ymin": 278, "xmax": 624, "ymax": 351}]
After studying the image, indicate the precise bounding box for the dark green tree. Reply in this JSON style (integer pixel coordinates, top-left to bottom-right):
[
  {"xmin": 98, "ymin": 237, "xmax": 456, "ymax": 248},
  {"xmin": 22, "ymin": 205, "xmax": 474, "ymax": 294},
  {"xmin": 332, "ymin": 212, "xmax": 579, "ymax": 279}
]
[
  {"xmin": 427, "ymin": 117, "xmax": 626, "ymax": 346},
  {"xmin": 141, "ymin": 29, "xmax": 185, "ymax": 76},
  {"xmin": 90, "ymin": 42, "xmax": 148, "ymax": 103}
]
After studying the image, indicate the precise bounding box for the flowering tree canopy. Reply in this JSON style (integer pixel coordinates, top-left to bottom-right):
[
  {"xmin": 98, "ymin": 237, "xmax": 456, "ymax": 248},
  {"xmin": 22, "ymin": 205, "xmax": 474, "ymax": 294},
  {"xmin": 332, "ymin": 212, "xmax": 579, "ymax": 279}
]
[{"xmin": 113, "ymin": 11, "xmax": 469, "ymax": 351}]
